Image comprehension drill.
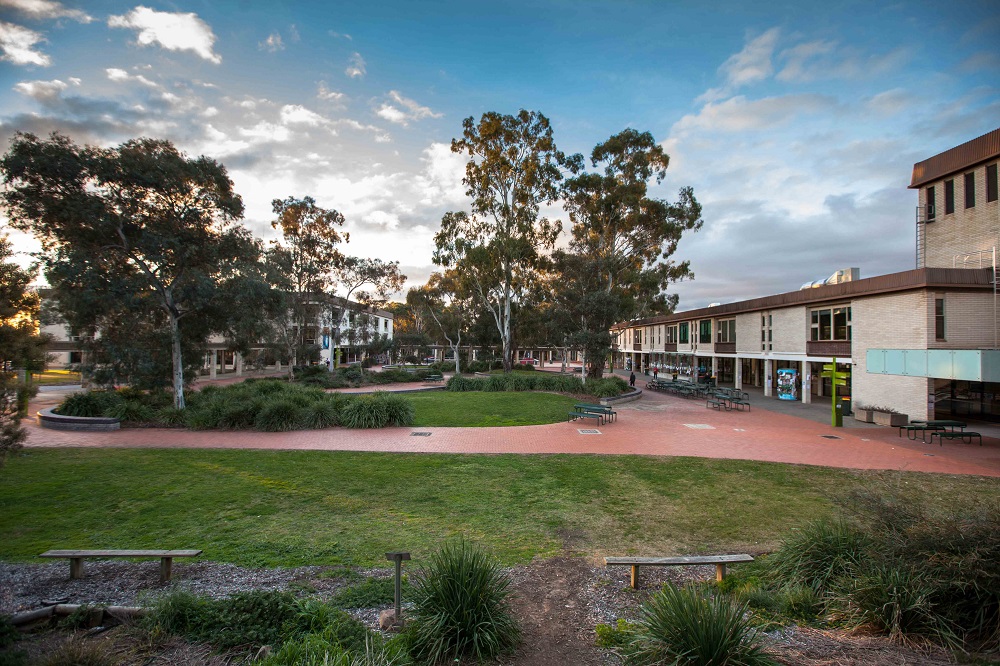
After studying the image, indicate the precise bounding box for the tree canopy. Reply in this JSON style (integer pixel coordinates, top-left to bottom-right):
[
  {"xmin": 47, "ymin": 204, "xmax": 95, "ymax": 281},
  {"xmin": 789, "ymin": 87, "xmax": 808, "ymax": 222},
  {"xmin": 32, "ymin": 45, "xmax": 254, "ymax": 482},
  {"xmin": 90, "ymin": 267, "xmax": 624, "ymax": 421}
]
[{"xmin": 0, "ymin": 132, "xmax": 274, "ymax": 408}]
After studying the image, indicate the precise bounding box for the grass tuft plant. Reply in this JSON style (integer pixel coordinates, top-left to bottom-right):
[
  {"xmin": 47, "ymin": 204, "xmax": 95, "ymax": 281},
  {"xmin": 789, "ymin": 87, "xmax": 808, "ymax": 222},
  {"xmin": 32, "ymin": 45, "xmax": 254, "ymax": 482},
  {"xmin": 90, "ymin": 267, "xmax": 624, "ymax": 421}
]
[
  {"xmin": 407, "ymin": 540, "xmax": 520, "ymax": 663},
  {"xmin": 630, "ymin": 584, "xmax": 775, "ymax": 666}
]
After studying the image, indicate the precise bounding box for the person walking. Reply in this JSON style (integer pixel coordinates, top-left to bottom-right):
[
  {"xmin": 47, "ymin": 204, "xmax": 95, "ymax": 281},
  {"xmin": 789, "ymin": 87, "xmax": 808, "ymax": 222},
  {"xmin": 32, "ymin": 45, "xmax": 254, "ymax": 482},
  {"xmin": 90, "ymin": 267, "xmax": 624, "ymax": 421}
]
[
  {"xmin": 629, "ymin": 371, "xmax": 636, "ymax": 388},
  {"xmin": 653, "ymin": 366, "xmax": 659, "ymax": 380}
]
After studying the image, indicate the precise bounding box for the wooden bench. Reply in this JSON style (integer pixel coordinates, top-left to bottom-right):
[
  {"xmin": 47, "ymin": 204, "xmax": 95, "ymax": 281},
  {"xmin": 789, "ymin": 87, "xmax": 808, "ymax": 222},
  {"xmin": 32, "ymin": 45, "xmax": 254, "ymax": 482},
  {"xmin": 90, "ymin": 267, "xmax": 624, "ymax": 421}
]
[
  {"xmin": 568, "ymin": 410, "xmax": 603, "ymax": 425},
  {"xmin": 40, "ymin": 549, "xmax": 202, "ymax": 582},
  {"xmin": 929, "ymin": 431, "xmax": 982, "ymax": 446},
  {"xmin": 605, "ymin": 554, "xmax": 754, "ymax": 589}
]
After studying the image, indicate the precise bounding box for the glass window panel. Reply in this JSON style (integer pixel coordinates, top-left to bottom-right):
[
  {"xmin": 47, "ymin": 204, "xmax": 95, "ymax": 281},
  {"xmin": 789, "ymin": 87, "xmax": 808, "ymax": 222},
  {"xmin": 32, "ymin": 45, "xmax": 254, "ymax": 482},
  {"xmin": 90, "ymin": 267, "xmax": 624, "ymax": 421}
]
[
  {"xmin": 819, "ymin": 309, "xmax": 832, "ymax": 340},
  {"xmin": 834, "ymin": 308, "xmax": 848, "ymax": 340}
]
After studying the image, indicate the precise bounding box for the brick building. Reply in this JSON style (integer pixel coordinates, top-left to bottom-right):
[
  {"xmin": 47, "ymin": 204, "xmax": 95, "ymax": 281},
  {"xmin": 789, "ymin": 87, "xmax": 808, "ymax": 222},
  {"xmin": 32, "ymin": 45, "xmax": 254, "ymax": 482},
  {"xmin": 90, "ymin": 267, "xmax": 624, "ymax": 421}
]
[{"xmin": 613, "ymin": 127, "xmax": 1000, "ymax": 421}]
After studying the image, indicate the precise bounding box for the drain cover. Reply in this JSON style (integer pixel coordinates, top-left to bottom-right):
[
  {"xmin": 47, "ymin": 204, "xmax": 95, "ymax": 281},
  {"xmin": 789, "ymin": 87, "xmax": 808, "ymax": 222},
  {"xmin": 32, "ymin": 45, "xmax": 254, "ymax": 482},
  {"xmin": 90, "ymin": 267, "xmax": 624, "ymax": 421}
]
[
  {"xmin": 578, "ymin": 429, "xmax": 601, "ymax": 435},
  {"xmin": 733, "ymin": 428, "xmax": 746, "ymax": 432},
  {"xmin": 820, "ymin": 435, "xmax": 841, "ymax": 439},
  {"xmin": 924, "ymin": 453, "xmax": 935, "ymax": 457},
  {"xmin": 683, "ymin": 424, "xmax": 715, "ymax": 429},
  {"xmin": 411, "ymin": 431, "xmax": 432, "ymax": 437}
]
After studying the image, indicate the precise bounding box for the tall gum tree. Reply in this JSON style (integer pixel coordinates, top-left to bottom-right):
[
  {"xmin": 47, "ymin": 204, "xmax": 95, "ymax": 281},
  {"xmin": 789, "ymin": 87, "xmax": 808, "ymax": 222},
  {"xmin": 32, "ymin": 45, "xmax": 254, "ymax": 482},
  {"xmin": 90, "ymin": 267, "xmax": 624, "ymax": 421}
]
[
  {"xmin": 559, "ymin": 129, "xmax": 703, "ymax": 378},
  {"xmin": 1, "ymin": 133, "xmax": 253, "ymax": 409},
  {"xmin": 434, "ymin": 110, "xmax": 563, "ymax": 373}
]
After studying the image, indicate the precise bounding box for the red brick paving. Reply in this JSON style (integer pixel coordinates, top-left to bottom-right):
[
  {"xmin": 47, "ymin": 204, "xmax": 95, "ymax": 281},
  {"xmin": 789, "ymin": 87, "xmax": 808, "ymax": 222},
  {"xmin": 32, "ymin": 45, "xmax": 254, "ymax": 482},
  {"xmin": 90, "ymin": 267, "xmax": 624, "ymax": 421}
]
[{"xmin": 24, "ymin": 385, "xmax": 1000, "ymax": 477}]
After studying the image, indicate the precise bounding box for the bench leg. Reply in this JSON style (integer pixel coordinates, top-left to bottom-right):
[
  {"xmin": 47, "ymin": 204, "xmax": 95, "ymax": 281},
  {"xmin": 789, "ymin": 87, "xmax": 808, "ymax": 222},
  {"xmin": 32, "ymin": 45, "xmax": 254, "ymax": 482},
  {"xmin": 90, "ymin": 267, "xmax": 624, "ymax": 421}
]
[
  {"xmin": 160, "ymin": 557, "xmax": 173, "ymax": 582},
  {"xmin": 630, "ymin": 565, "xmax": 639, "ymax": 589},
  {"xmin": 716, "ymin": 563, "xmax": 727, "ymax": 582},
  {"xmin": 69, "ymin": 557, "xmax": 84, "ymax": 579}
]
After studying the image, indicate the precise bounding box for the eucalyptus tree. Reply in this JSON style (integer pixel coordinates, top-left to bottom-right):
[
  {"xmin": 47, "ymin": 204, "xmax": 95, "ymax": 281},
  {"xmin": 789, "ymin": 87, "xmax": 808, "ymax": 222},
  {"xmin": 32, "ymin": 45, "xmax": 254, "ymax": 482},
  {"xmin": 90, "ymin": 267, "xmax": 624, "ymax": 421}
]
[
  {"xmin": 559, "ymin": 129, "xmax": 703, "ymax": 378},
  {"xmin": 434, "ymin": 110, "xmax": 564, "ymax": 373},
  {"xmin": 327, "ymin": 256, "xmax": 405, "ymax": 367},
  {"xmin": 0, "ymin": 132, "xmax": 271, "ymax": 408},
  {"xmin": 408, "ymin": 269, "xmax": 473, "ymax": 374}
]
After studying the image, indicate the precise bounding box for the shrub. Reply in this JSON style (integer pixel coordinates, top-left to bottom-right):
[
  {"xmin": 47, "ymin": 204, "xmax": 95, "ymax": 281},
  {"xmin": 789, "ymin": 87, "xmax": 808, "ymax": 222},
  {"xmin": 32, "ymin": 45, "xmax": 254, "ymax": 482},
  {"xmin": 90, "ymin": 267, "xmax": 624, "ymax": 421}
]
[
  {"xmin": 54, "ymin": 390, "xmax": 123, "ymax": 417},
  {"xmin": 255, "ymin": 400, "xmax": 305, "ymax": 432},
  {"xmin": 407, "ymin": 540, "xmax": 520, "ymax": 663},
  {"xmin": 300, "ymin": 398, "xmax": 341, "ymax": 429},
  {"xmin": 630, "ymin": 584, "xmax": 774, "ymax": 666},
  {"xmin": 340, "ymin": 395, "xmax": 389, "ymax": 429},
  {"xmin": 380, "ymin": 393, "xmax": 415, "ymax": 427},
  {"xmin": 107, "ymin": 400, "xmax": 156, "ymax": 424},
  {"xmin": 446, "ymin": 376, "xmax": 485, "ymax": 392},
  {"xmin": 595, "ymin": 618, "xmax": 638, "ymax": 650},
  {"xmin": 764, "ymin": 518, "xmax": 870, "ymax": 592},
  {"xmin": 331, "ymin": 577, "xmax": 402, "ymax": 609},
  {"xmin": 154, "ymin": 406, "xmax": 187, "ymax": 427}
]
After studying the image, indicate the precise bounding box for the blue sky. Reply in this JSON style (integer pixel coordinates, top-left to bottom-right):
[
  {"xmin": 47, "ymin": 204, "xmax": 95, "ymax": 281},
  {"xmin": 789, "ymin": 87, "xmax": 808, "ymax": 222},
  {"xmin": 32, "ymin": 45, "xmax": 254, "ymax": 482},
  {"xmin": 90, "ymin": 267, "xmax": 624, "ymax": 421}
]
[{"xmin": 1, "ymin": 0, "xmax": 998, "ymax": 309}]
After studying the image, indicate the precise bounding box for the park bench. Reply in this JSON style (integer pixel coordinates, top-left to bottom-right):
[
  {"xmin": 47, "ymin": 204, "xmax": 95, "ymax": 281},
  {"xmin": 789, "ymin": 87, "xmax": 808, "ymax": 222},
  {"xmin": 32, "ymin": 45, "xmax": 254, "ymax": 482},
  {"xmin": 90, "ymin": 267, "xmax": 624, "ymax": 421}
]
[
  {"xmin": 929, "ymin": 431, "xmax": 982, "ymax": 446},
  {"xmin": 706, "ymin": 396, "xmax": 729, "ymax": 411},
  {"xmin": 568, "ymin": 410, "xmax": 603, "ymax": 425},
  {"xmin": 898, "ymin": 424, "xmax": 945, "ymax": 440},
  {"xmin": 40, "ymin": 549, "xmax": 202, "ymax": 582},
  {"xmin": 424, "ymin": 374, "xmax": 443, "ymax": 382},
  {"xmin": 605, "ymin": 554, "xmax": 754, "ymax": 589},
  {"xmin": 575, "ymin": 403, "xmax": 616, "ymax": 423}
]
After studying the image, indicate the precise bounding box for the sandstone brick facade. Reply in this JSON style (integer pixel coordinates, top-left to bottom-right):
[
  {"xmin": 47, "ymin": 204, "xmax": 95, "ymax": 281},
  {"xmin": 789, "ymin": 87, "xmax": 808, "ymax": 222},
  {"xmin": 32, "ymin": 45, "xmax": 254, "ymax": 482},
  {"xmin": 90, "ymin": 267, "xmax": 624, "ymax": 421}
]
[{"xmin": 920, "ymin": 160, "xmax": 1000, "ymax": 269}]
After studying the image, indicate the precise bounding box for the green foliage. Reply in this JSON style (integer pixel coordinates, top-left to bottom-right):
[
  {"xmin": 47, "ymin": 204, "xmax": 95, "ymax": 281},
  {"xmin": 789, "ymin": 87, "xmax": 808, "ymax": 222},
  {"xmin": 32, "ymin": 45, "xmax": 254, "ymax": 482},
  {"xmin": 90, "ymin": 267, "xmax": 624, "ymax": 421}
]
[
  {"xmin": 629, "ymin": 584, "xmax": 774, "ymax": 666},
  {"xmin": 301, "ymin": 398, "xmax": 341, "ymax": 429},
  {"xmin": 54, "ymin": 390, "xmax": 124, "ymax": 417},
  {"xmin": 331, "ymin": 577, "xmax": 406, "ymax": 609},
  {"xmin": 445, "ymin": 371, "xmax": 626, "ymax": 398},
  {"xmin": 255, "ymin": 400, "xmax": 306, "ymax": 432},
  {"xmin": 340, "ymin": 392, "xmax": 414, "ymax": 429},
  {"xmin": 107, "ymin": 399, "xmax": 156, "ymax": 423},
  {"xmin": 595, "ymin": 618, "xmax": 638, "ymax": 649},
  {"xmin": 764, "ymin": 518, "xmax": 870, "ymax": 592},
  {"xmin": 407, "ymin": 540, "xmax": 520, "ymax": 663},
  {"xmin": 34, "ymin": 639, "xmax": 117, "ymax": 666}
]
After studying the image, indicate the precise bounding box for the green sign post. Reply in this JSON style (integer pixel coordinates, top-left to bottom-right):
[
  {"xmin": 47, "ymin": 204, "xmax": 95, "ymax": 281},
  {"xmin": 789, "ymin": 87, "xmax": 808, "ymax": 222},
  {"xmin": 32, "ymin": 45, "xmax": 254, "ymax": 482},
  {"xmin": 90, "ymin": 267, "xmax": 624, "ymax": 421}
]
[{"xmin": 821, "ymin": 357, "xmax": 850, "ymax": 427}]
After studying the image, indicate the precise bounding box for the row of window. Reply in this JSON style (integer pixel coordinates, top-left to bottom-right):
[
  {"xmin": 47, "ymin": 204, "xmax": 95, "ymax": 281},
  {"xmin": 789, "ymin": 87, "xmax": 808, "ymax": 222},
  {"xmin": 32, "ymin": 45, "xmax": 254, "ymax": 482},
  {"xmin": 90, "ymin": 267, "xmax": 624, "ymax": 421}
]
[{"xmin": 925, "ymin": 163, "xmax": 999, "ymax": 219}]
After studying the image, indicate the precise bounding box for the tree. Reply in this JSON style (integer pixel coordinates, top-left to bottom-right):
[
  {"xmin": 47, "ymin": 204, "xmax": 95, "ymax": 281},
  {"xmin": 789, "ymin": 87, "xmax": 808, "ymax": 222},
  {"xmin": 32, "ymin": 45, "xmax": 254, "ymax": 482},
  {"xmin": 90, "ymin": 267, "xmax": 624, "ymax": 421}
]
[
  {"xmin": 1, "ymin": 132, "xmax": 264, "ymax": 408},
  {"xmin": 434, "ymin": 110, "xmax": 564, "ymax": 373},
  {"xmin": 0, "ymin": 233, "xmax": 48, "ymax": 466},
  {"xmin": 559, "ymin": 129, "xmax": 702, "ymax": 377},
  {"xmin": 326, "ymin": 256, "xmax": 404, "ymax": 367},
  {"xmin": 268, "ymin": 196, "xmax": 347, "ymax": 374},
  {"xmin": 408, "ymin": 269, "xmax": 472, "ymax": 374}
]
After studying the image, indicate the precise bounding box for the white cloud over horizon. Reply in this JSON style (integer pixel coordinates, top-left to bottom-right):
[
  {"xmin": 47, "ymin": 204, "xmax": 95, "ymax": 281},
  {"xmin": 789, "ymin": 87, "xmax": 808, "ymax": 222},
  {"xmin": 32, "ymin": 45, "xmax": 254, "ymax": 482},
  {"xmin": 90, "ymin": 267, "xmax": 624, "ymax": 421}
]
[{"xmin": 108, "ymin": 6, "xmax": 222, "ymax": 64}]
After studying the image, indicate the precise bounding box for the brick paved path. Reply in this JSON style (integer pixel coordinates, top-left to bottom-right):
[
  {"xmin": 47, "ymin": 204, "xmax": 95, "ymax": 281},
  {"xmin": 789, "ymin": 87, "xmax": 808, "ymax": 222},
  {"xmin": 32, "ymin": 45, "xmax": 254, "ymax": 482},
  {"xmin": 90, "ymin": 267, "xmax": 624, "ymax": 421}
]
[{"xmin": 24, "ymin": 384, "xmax": 1000, "ymax": 477}]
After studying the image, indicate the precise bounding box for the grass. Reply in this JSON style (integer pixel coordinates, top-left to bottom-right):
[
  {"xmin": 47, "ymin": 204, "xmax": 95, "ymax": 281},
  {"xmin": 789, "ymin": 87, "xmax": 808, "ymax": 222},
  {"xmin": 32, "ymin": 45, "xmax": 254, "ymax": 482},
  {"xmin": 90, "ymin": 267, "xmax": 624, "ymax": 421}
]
[
  {"xmin": 29, "ymin": 369, "xmax": 81, "ymax": 386},
  {"xmin": 409, "ymin": 391, "xmax": 578, "ymax": 426},
  {"xmin": 1, "ymin": 449, "xmax": 996, "ymax": 568}
]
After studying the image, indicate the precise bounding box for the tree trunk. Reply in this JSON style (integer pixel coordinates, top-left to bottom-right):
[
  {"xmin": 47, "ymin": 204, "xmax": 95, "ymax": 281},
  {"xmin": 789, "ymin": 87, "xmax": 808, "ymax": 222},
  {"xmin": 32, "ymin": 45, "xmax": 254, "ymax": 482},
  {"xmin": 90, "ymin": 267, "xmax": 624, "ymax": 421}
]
[
  {"xmin": 502, "ymin": 294, "xmax": 513, "ymax": 373},
  {"xmin": 168, "ymin": 309, "xmax": 186, "ymax": 410}
]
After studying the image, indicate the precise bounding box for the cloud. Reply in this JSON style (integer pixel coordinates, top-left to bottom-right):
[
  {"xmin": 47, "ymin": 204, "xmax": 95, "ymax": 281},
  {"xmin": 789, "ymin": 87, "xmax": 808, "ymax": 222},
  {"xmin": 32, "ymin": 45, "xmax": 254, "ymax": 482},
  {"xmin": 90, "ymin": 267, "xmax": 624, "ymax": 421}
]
[
  {"xmin": 0, "ymin": 21, "xmax": 50, "ymax": 65},
  {"xmin": 316, "ymin": 81, "xmax": 345, "ymax": 102},
  {"xmin": 345, "ymin": 51, "xmax": 365, "ymax": 78},
  {"xmin": 413, "ymin": 142, "xmax": 467, "ymax": 206},
  {"xmin": 959, "ymin": 50, "xmax": 1000, "ymax": 73},
  {"xmin": 13, "ymin": 77, "xmax": 68, "ymax": 100},
  {"xmin": 108, "ymin": 6, "xmax": 222, "ymax": 64},
  {"xmin": 375, "ymin": 90, "xmax": 442, "ymax": 126},
  {"xmin": 105, "ymin": 67, "xmax": 158, "ymax": 88},
  {"xmin": 776, "ymin": 42, "xmax": 909, "ymax": 83},
  {"xmin": 0, "ymin": 0, "xmax": 92, "ymax": 22},
  {"xmin": 259, "ymin": 32, "xmax": 283, "ymax": 52},
  {"xmin": 864, "ymin": 88, "xmax": 914, "ymax": 116},
  {"xmin": 288, "ymin": 24, "xmax": 299, "ymax": 42},
  {"xmin": 697, "ymin": 28, "xmax": 779, "ymax": 102},
  {"xmin": 673, "ymin": 94, "xmax": 838, "ymax": 135},
  {"xmin": 279, "ymin": 104, "xmax": 326, "ymax": 126},
  {"xmin": 329, "ymin": 30, "xmax": 352, "ymax": 40}
]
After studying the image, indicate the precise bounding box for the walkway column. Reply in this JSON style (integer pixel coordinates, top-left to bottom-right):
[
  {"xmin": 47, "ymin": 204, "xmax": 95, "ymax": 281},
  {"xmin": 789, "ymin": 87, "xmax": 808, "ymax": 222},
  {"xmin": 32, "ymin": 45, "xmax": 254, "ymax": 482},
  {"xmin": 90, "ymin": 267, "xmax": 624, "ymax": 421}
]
[
  {"xmin": 801, "ymin": 360, "xmax": 810, "ymax": 404},
  {"xmin": 735, "ymin": 359, "xmax": 742, "ymax": 390},
  {"xmin": 763, "ymin": 359, "xmax": 772, "ymax": 397},
  {"xmin": 711, "ymin": 356, "xmax": 718, "ymax": 383},
  {"xmin": 209, "ymin": 350, "xmax": 217, "ymax": 379}
]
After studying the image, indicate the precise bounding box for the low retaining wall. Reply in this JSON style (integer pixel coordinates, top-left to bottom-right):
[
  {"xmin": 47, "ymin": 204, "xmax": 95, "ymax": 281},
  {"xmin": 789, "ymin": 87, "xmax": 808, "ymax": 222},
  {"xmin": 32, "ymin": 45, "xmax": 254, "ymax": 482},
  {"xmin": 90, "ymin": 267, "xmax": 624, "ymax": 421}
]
[
  {"xmin": 602, "ymin": 388, "xmax": 642, "ymax": 406},
  {"xmin": 37, "ymin": 408, "xmax": 120, "ymax": 432}
]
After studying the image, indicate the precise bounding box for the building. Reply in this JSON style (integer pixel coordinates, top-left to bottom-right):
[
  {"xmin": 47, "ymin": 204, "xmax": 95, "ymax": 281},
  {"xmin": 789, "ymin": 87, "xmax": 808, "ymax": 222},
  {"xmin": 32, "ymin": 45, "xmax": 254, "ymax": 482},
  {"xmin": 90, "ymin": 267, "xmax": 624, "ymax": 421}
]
[{"xmin": 613, "ymin": 127, "xmax": 1000, "ymax": 422}]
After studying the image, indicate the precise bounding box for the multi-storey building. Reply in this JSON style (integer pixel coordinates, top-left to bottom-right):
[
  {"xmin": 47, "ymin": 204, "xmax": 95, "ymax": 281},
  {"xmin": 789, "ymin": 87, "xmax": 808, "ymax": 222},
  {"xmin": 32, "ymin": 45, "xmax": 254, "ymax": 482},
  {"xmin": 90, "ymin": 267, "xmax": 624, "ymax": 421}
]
[{"xmin": 613, "ymin": 127, "xmax": 1000, "ymax": 421}]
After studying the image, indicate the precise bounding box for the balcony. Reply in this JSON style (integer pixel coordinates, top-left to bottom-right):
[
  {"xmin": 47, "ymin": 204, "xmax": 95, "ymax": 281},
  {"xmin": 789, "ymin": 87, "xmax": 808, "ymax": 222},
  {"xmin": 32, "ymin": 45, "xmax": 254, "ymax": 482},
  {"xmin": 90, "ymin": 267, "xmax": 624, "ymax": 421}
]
[
  {"xmin": 715, "ymin": 342, "xmax": 735, "ymax": 354},
  {"xmin": 807, "ymin": 341, "xmax": 851, "ymax": 357},
  {"xmin": 633, "ymin": 343, "xmax": 642, "ymax": 351},
  {"xmin": 664, "ymin": 343, "xmax": 677, "ymax": 352}
]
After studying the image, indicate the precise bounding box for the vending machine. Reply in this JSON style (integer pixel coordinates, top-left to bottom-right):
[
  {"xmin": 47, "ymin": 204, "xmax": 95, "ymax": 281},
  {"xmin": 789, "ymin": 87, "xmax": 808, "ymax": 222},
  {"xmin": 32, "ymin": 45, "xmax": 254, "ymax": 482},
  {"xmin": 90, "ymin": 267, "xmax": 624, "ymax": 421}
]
[{"xmin": 776, "ymin": 368, "xmax": 798, "ymax": 401}]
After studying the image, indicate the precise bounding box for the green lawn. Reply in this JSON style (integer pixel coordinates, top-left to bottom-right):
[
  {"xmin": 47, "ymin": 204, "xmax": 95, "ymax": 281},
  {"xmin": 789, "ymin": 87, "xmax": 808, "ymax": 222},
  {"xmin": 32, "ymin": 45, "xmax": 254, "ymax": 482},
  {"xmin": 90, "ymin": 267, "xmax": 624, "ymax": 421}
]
[
  {"xmin": 1, "ymin": 448, "xmax": 995, "ymax": 568},
  {"xmin": 409, "ymin": 391, "xmax": 578, "ymax": 426}
]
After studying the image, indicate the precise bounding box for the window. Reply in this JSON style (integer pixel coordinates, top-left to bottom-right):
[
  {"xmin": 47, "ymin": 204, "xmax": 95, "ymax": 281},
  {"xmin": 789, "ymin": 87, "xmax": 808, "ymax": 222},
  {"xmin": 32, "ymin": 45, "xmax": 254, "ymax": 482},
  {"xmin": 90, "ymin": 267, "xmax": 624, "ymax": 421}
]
[
  {"xmin": 988, "ymin": 164, "xmax": 998, "ymax": 203},
  {"xmin": 760, "ymin": 313, "xmax": 771, "ymax": 351},
  {"xmin": 716, "ymin": 319, "xmax": 736, "ymax": 343},
  {"xmin": 926, "ymin": 185, "xmax": 936, "ymax": 220},
  {"xmin": 935, "ymin": 298, "xmax": 945, "ymax": 340},
  {"xmin": 699, "ymin": 320, "xmax": 712, "ymax": 344},
  {"xmin": 810, "ymin": 306, "xmax": 852, "ymax": 341},
  {"xmin": 965, "ymin": 172, "xmax": 975, "ymax": 209},
  {"xmin": 945, "ymin": 179, "xmax": 955, "ymax": 214},
  {"xmin": 666, "ymin": 325, "xmax": 678, "ymax": 344},
  {"xmin": 679, "ymin": 322, "xmax": 689, "ymax": 344}
]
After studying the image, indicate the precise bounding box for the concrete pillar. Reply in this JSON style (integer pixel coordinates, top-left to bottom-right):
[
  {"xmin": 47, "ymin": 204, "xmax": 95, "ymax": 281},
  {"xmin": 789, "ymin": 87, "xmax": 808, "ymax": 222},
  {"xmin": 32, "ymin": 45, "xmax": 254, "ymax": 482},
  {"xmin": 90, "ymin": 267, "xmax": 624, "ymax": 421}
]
[
  {"xmin": 711, "ymin": 356, "xmax": 718, "ymax": 382},
  {"xmin": 735, "ymin": 359, "xmax": 742, "ymax": 390},
  {"xmin": 236, "ymin": 352, "xmax": 243, "ymax": 377},
  {"xmin": 209, "ymin": 350, "xmax": 217, "ymax": 379},
  {"xmin": 763, "ymin": 359, "xmax": 772, "ymax": 397},
  {"xmin": 801, "ymin": 360, "xmax": 811, "ymax": 404},
  {"xmin": 275, "ymin": 359, "xmax": 282, "ymax": 372}
]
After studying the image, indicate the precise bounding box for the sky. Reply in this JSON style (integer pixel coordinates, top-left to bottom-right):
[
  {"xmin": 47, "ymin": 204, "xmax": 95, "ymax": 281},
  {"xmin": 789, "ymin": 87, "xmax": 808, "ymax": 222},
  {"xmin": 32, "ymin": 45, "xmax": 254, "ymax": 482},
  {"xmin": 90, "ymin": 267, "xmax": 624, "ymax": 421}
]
[{"xmin": 0, "ymin": 0, "xmax": 998, "ymax": 312}]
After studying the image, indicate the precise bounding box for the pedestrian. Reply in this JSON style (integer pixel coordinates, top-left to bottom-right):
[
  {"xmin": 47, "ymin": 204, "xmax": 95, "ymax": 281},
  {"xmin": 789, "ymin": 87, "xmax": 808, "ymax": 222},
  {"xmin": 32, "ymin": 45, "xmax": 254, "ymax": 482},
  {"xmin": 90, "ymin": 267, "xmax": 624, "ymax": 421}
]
[
  {"xmin": 653, "ymin": 366, "xmax": 658, "ymax": 380},
  {"xmin": 629, "ymin": 371, "xmax": 636, "ymax": 387}
]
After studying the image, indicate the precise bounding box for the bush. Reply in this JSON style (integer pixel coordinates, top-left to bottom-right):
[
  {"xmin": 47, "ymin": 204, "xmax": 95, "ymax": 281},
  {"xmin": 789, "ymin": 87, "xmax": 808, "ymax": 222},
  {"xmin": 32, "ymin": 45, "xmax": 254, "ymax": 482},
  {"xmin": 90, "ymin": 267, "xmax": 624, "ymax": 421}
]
[
  {"xmin": 54, "ymin": 390, "xmax": 123, "ymax": 417},
  {"xmin": 107, "ymin": 400, "xmax": 156, "ymax": 424},
  {"xmin": 154, "ymin": 406, "xmax": 187, "ymax": 427},
  {"xmin": 407, "ymin": 540, "xmax": 520, "ymax": 663},
  {"xmin": 331, "ymin": 577, "xmax": 404, "ymax": 609},
  {"xmin": 446, "ymin": 375, "xmax": 486, "ymax": 392},
  {"xmin": 255, "ymin": 400, "xmax": 305, "ymax": 432},
  {"xmin": 300, "ymin": 398, "xmax": 341, "ymax": 429},
  {"xmin": 339, "ymin": 393, "xmax": 414, "ymax": 429},
  {"xmin": 764, "ymin": 518, "xmax": 870, "ymax": 593},
  {"xmin": 629, "ymin": 584, "xmax": 774, "ymax": 666}
]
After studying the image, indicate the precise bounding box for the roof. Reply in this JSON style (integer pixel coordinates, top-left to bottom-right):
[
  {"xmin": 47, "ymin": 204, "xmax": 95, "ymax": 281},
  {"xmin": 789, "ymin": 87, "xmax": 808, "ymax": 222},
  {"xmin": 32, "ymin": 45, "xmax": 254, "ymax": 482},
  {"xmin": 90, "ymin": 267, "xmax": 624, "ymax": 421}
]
[
  {"xmin": 614, "ymin": 267, "xmax": 994, "ymax": 329},
  {"xmin": 909, "ymin": 127, "xmax": 1000, "ymax": 189}
]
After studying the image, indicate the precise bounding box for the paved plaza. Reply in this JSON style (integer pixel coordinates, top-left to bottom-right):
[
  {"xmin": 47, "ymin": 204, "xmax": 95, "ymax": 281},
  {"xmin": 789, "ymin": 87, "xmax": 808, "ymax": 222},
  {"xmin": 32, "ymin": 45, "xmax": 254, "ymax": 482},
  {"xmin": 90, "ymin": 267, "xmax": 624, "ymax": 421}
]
[{"xmin": 25, "ymin": 376, "xmax": 1000, "ymax": 478}]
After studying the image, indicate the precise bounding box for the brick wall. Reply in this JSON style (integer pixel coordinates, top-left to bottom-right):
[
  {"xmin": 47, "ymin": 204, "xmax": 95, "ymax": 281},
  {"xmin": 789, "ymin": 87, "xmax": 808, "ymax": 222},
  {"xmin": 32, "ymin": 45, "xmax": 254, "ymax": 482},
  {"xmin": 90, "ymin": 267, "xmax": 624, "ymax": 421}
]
[
  {"xmin": 852, "ymin": 291, "xmax": 932, "ymax": 419},
  {"xmin": 927, "ymin": 290, "xmax": 997, "ymax": 349},
  {"xmin": 772, "ymin": 306, "xmax": 807, "ymax": 354},
  {"xmin": 921, "ymin": 163, "xmax": 1000, "ymax": 268},
  {"xmin": 735, "ymin": 312, "xmax": 760, "ymax": 353}
]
